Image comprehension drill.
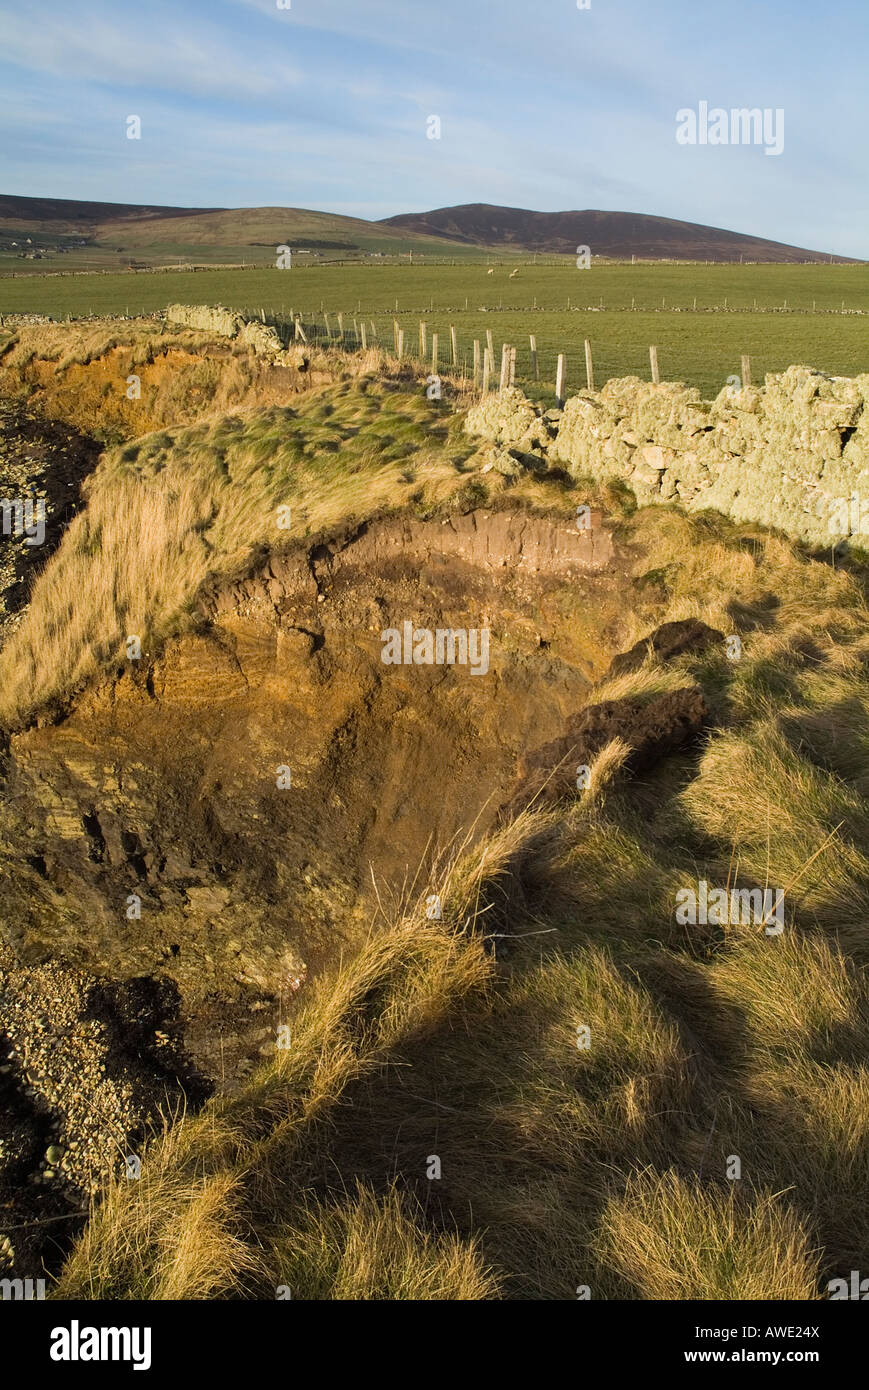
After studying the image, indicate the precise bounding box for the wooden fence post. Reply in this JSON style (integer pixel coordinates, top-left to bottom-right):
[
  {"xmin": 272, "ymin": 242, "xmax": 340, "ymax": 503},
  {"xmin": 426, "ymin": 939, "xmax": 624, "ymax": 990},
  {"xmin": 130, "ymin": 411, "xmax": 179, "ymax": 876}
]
[
  {"xmin": 450, "ymin": 324, "xmax": 458, "ymax": 367},
  {"xmin": 431, "ymin": 333, "xmax": 439, "ymax": 373},
  {"xmin": 324, "ymin": 312, "xmax": 331, "ymax": 338},
  {"xmin": 649, "ymin": 345, "xmax": 660, "ymax": 384},
  {"xmin": 555, "ymin": 354, "xmax": 566, "ymax": 405},
  {"xmin": 337, "ymin": 313, "xmax": 344, "ymax": 341},
  {"xmin": 584, "ymin": 339, "xmax": 594, "ymax": 392},
  {"xmin": 530, "ymin": 334, "xmax": 539, "ymax": 380},
  {"xmin": 482, "ymin": 347, "xmax": 492, "ymax": 395},
  {"xmin": 393, "ymin": 318, "xmax": 399, "ymax": 353},
  {"xmin": 499, "ymin": 344, "xmax": 510, "ymax": 392},
  {"xmin": 509, "ymin": 346, "xmax": 516, "ymax": 387},
  {"xmin": 361, "ymin": 322, "xmax": 368, "ymax": 350},
  {"xmin": 473, "ymin": 339, "xmax": 481, "ymax": 386},
  {"xmin": 420, "ymin": 321, "xmax": 427, "ymax": 359},
  {"xmin": 397, "ymin": 329, "xmax": 404, "ymax": 359},
  {"xmin": 486, "ymin": 329, "xmax": 494, "ymax": 362},
  {"xmin": 741, "ymin": 354, "xmax": 752, "ymax": 387}
]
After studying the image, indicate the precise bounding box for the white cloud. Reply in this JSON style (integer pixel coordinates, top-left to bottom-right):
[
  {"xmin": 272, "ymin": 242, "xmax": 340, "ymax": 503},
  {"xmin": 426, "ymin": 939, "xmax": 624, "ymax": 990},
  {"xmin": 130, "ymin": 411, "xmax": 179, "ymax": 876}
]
[{"xmin": 0, "ymin": 4, "xmax": 303, "ymax": 100}]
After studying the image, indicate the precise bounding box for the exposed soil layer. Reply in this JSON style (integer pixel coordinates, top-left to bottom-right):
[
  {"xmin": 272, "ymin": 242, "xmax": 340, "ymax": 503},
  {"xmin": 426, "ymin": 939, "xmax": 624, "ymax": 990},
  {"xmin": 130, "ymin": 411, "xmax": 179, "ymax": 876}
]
[
  {"xmin": 0, "ymin": 331, "xmax": 369, "ymax": 445},
  {"xmin": 512, "ymin": 686, "xmax": 710, "ymax": 807},
  {"xmin": 2, "ymin": 506, "xmax": 623, "ymax": 1008}
]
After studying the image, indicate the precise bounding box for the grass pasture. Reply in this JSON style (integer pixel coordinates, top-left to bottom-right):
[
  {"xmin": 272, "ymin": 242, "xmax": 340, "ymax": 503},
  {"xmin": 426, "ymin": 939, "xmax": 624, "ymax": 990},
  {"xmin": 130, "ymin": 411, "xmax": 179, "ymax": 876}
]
[{"xmin": 2, "ymin": 262, "xmax": 868, "ymax": 398}]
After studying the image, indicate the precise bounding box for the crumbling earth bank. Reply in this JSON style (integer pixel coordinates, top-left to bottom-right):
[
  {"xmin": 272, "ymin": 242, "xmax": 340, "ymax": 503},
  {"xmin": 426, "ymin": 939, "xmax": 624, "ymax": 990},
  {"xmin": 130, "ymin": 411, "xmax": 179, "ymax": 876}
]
[{"xmin": 1, "ymin": 508, "xmax": 628, "ymax": 1015}]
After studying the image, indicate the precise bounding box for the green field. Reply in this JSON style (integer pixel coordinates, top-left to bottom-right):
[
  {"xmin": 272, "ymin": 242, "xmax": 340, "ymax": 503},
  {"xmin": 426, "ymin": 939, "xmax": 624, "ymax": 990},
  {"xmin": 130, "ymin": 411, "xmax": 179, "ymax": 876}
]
[{"xmin": 2, "ymin": 262, "xmax": 868, "ymax": 398}]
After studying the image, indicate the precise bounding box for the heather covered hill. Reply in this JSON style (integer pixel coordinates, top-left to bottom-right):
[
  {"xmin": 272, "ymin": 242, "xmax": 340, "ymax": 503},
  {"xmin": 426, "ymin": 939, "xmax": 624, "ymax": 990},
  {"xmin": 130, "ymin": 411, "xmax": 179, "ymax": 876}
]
[{"xmin": 380, "ymin": 203, "xmax": 858, "ymax": 263}]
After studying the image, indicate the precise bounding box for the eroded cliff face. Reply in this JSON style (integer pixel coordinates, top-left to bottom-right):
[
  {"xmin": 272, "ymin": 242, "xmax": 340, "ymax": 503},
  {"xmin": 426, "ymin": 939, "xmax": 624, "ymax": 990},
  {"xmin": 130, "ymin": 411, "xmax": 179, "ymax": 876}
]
[
  {"xmin": 0, "ymin": 318, "xmax": 360, "ymax": 445},
  {"xmin": 0, "ymin": 400, "xmax": 100, "ymax": 645},
  {"xmin": 0, "ymin": 348, "xmax": 701, "ymax": 1275},
  {"xmin": 0, "ymin": 495, "xmax": 647, "ymax": 1274},
  {"xmin": 2, "ymin": 509, "xmax": 628, "ymax": 1035}
]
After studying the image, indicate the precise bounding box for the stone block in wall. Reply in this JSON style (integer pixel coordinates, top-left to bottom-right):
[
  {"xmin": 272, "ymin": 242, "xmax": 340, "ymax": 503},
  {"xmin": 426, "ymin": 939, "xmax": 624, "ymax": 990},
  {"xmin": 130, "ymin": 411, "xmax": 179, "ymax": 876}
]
[
  {"xmin": 844, "ymin": 435, "xmax": 869, "ymax": 470},
  {"xmin": 237, "ymin": 320, "xmax": 285, "ymax": 357},
  {"xmin": 166, "ymin": 304, "xmax": 243, "ymax": 337},
  {"xmin": 631, "ymin": 381, "xmax": 708, "ymax": 449},
  {"xmin": 629, "ymin": 461, "xmax": 666, "ymax": 498},
  {"xmin": 551, "ymin": 394, "xmax": 622, "ymax": 474},
  {"xmin": 820, "ymin": 456, "xmax": 868, "ymax": 499},
  {"xmin": 711, "ymin": 385, "xmax": 762, "ymax": 418},
  {"xmin": 811, "ymin": 398, "xmax": 861, "ymax": 431},
  {"xmin": 659, "ymin": 468, "xmax": 679, "ymax": 501},
  {"xmin": 602, "ymin": 436, "xmax": 636, "ymax": 468},
  {"xmin": 679, "ymin": 447, "xmax": 716, "ymax": 492},
  {"xmin": 693, "ymin": 437, "xmax": 729, "ymax": 473},
  {"xmin": 599, "ymin": 377, "xmax": 646, "ymax": 416},
  {"xmin": 636, "ymin": 444, "xmax": 674, "ymax": 471},
  {"xmin": 766, "ymin": 442, "xmax": 826, "ymax": 486},
  {"xmin": 808, "ymin": 428, "xmax": 843, "ymax": 459},
  {"xmin": 721, "ymin": 424, "xmax": 764, "ymax": 456},
  {"xmin": 463, "ymin": 387, "xmax": 542, "ymax": 446}
]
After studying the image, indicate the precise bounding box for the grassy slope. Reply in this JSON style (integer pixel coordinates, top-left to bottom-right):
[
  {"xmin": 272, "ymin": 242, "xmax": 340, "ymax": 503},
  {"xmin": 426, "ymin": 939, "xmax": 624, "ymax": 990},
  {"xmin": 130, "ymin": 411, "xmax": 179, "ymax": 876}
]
[
  {"xmin": 91, "ymin": 206, "xmax": 476, "ymax": 254},
  {"xmin": 6, "ymin": 371, "xmax": 866, "ymax": 1297},
  {"xmin": 0, "ymin": 369, "xmax": 496, "ymax": 725}
]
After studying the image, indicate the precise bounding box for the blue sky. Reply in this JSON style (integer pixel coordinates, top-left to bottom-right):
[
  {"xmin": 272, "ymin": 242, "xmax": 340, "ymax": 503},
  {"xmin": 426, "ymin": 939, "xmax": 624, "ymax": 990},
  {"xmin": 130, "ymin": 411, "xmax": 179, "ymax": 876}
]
[{"xmin": 1, "ymin": 0, "xmax": 866, "ymax": 255}]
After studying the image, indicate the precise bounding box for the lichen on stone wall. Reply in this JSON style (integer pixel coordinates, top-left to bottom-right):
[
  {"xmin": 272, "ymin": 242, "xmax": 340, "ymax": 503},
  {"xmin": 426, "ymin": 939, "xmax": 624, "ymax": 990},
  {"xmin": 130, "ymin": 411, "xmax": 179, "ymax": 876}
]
[
  {"xmin": 166, "ymin": 304, "xmax": 244, "ymax": 338},
  {"xmin": 165, "ymin": 305, "xmax": 287, "ymax": 363},
  {"xmin": 465, "ymin": 366, "xmax": 869, "ymax": 548}
]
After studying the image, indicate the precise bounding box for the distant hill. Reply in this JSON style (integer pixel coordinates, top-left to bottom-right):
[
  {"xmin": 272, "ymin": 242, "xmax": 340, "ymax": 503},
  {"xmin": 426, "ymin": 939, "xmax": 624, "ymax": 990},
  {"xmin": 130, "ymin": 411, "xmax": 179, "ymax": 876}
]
[
  {"xmin": 0, "ymin": 195, "xmax": 221, "ymax": 233},
  {"xmin": 0, "ymin": 195, "xmax": 477, "ymax": 267},
  {"xmin": 0, "ymin": 194, "xmax": 858, "ymax": 267},
  {"xmin": 380, "ymin": 203, "xmax": 857, "ymax": 263}
]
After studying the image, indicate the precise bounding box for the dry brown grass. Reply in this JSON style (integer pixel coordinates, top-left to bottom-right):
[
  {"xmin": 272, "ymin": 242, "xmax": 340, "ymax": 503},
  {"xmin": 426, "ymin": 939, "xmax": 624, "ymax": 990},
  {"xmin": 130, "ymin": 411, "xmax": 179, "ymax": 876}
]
[
  {"xmin": 53, "ymin": 794, "xmax": 869, "ymax": 1300},
  {"xmin": 268, "ymin": 1184, "xmax": 498, "ymax": 1300},
  {"xmin": 596, "ymin": 1171, "xmax": 818, "ymax": 1301},
  {"xmin": 54, "ymin": 837, "xmax": 499, "ymax": 1300}
]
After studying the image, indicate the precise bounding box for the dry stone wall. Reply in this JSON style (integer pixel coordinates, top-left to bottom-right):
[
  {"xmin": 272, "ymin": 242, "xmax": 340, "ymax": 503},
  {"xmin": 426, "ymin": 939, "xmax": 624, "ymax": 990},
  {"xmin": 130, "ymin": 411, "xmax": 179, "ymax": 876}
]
[
  {"xmin": 165, "ymin": 304, "xmax": 286, "ymax": 359},
  {"xmin": 465, "ymin": 369, "xmax": 869, "ymax": 548},
  {"xmin": 166, "ymin": 303, "xmax": 245, "ymax": 338}
]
